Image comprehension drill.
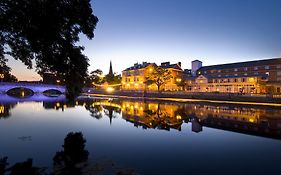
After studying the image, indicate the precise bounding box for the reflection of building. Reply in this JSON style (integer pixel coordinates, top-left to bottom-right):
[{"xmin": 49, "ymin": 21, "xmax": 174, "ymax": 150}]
[
  {"xmin": 121, "ymin": 101, "xmax": 183, "ymax": 131},
  {"xmin": 185, "ymin": 58, "xmax": 281, "ymax": 93},
  {"xmin": 0, "ymin": 103, "xmax": 17, "ymax": 119}
]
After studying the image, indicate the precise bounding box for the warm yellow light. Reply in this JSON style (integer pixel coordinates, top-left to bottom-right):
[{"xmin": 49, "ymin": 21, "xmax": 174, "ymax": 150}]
[
  {"xmin": 176, "ymin": 78, "xmax": 182, "ymax": 82},
  {"xmin": 140, "ymin": 107, "xmax": 143, "ymax": 111},
  {"xmin": 106, "ymin": 87, "xmax": 115, "ymax": 92},
  {"xmin": 176, "ymin": 115, "xmax": 182, "ymax": 120},
  {"xmin": 0, "ymin": 105, "xmax": 4, "ymax": 114},
  {"xmin": 249, "ymin": 118, "xmax": 255, "ymax": 123},
  {"xmin": 75, "ymin": 101, "xmax": 79, "ymax": 105},
  {"xmin": 0, "ymin": 74, "xmax": 4, "ymax": 79},
  {"xmin": 249, "ymin": 77, "xmax": 255, "ymax": 83},
  {"xmin": 149, "ymin": 68, "xmax": 153, "ymax": 72},
  {"xmin": 134, "ymin": 104, "xmax": 138, "ymax": 108},
  {"xmin": 21, "ymin": 91, "xmax": 25, "ymax": 97},
  {"xmin": 216, "ymin": 88, "xmax": 220, "ymax": 91},
  {"xmin": 56, "ymin": 102, "xmax": 60, "ymax": 107},
  {"xmin": 56, "ymin": 80, "xmax": 60, "ymax": 83}
]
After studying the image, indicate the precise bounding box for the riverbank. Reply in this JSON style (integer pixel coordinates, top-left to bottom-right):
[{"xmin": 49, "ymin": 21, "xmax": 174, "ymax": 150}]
[{"xmin": 83, "ymin": 90, "xmax": 281, "ymax": 107}]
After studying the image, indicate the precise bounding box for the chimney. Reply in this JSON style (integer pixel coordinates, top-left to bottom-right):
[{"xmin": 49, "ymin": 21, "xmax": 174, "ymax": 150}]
[{"xmin": 178, "ymin": 62, "xmax": 181, "ymax": 67}]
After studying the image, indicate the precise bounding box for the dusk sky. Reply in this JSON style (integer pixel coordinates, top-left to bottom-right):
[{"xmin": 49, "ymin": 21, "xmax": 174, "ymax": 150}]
[{"xmin": 8, "ymin": 0, "xmax": 281, "ymax": 80}]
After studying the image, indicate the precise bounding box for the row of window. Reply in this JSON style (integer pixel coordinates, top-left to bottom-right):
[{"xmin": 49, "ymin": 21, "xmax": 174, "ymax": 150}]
[
  {"xmin": 204, "ymin": 65, "xmax": 281, "ymax": 74},
  {"xmin": 125, "ymin": 77, "xmax": 140, "ymax": 82}
]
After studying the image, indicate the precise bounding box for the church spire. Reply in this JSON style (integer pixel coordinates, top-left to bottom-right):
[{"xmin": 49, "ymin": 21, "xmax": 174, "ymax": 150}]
[{"xmin": 109, "ymin": 60, "xmax": 113, "ymax": 75}]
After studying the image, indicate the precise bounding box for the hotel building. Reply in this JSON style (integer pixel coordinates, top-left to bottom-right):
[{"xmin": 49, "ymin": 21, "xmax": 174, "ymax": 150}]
[
  {"xmin": 185, "ymin": 58, "xmax": 281, "ymax": 94},
  {"xmin": 121, "ymin": 61, "xmax": 184, "ymax": 91}
]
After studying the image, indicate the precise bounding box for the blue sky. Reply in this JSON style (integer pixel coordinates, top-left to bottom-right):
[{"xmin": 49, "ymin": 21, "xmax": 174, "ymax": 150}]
[{"xmin": 8, "ymin": 0, "xmax": 281, "ymax": 80}]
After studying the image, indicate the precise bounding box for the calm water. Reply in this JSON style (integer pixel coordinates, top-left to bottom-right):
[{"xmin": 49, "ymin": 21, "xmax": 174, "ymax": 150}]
[{"xmin": 1, "ymin": 94, "xmax": 281, "ymax": 175}]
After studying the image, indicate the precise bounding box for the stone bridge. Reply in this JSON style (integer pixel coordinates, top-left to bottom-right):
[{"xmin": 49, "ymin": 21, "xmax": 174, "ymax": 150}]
[{"xmin": 0, "ymin": 82, "xmax": 66, "ymax": 94}]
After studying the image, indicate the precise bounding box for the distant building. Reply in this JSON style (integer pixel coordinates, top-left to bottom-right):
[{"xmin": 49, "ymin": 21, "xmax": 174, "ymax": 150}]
[
  {"xmin": 159, "ymin": 62, "xmax": 184, "ymax": 91},
  {"xmin": 185, "ymin": 58, "xmax": 281, "ymax": 93},
  {"xmin": 121, "ymin": 61, "xmax": 184, "ymax": 91},
  {"xmin": 121, "ymin": 62, "xmax": 157, "ymax": 90}
]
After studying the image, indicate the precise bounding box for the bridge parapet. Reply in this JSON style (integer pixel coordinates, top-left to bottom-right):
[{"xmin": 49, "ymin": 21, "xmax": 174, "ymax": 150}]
[{"xmin": 0, "ymin": 82, "xmax": 66, "ymax": 94}]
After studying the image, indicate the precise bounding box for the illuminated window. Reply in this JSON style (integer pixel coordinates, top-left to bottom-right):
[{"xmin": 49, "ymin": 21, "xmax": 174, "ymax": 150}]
[
  {"xmin": 218, "ymin": 70, "xmax": 221, "ymax": 73},
  {"xmin": 234, "ymin": 68, "xmax": 238, "ymax": 72},
  {"xmin": 265, "ymin": 65, "xmax": 270, "ymax": 70}
]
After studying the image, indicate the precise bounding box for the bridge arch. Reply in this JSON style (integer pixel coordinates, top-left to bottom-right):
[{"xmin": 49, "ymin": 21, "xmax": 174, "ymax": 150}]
[
  {"xmin": 6, "ymin": 87, "xmax": 34, "ymax": 98},
  {"xmin": 43, "ymin": 89, "xmax": 63, "ymax": 96}
]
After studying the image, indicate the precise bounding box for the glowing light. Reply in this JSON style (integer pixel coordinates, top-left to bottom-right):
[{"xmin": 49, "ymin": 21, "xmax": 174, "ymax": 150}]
[
  {"xmin": 0, "ymin": 74, "xmax": 4, "ymax": 79},
  {"xmin": 176, "ymin": 78, "xmax": 182, "ymax": 82},
  {"xmin": 56, "ymin": 102, "xmax": 60, "ymax": 107},
  {"xmin": 21, "ymin": 91, "xmax": 25, "ymax": 97},
  {"xmin": 249, "ymin": 118, "xmax": 255, "ymax": 123},
  {"xmin": 56, "ymin": 80, "xmax": 60, "ymax": 83},
  {"xmin": 0, "ymin": 105, "xmax": 4, "ymax": 114},
  {"xmin": 248, "ymin": 77, "xmax": 255, "ymax": 83},
  {"xmin": 176, "ymin": 115, "xmax": 182, "ymax": 120},
  {"xmin": 106, "ymin": 87, "xmax": 115, "ymax": 92},
  {"xmin": 75, "ymin": 101, "xmax": 79, "ymax": 105},
  {"xmin": 149, "ymin": 68, "xmax": 153, "ymax": 72}
]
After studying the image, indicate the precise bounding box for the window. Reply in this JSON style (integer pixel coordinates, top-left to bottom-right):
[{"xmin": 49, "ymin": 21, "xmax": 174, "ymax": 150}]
[
  {"xmin": 241, "ymin": 78, "xmax": 245, "ymax": 82},
  {"xmin": 254, "ymin": 66, "xmax": 258, "ymax": 70},
  {"xmin": 277, "ymin": 87, "xmax": 281, "ymax": 93},
  {"xmin": 244, "ymin": 67, "xmax": 248, "ymax": 71},
  {"xmin": 277, "ymin": 71, "xmax": 281, "ymax": 76},
  {"xmin": 265, "ymin": 65, "xmax": 270, "ymax": 70},
  {"xmin": 234, "ymin": 74, "xmax": 238, "ymax": 76},
  {"xmin": 218, "ymin": 70, "xmax": 221, "ymax": 73},
  {"xmin": 234, "ymin": 68, "xmax": 238, "ymax": 72},
  {"xmin": 218, "ymin": 75, "xmax": 221, "ymax": 77},
  {"xmin": 254, "ymin": 72, "xmax": 259, "ymax": 75},
  {"xmin": 244, "ymin": 73, "xmax": 248, "ymax": 76},
  {"xmin": 277, "ymin": 65, "xmax": 281, "ymax": 69},
  {"xmin": 234, "ymin": 79, "xmax": 237, "ymax": 82}
]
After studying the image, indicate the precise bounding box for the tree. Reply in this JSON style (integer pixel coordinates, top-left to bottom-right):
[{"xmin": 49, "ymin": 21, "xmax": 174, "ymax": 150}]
[
  {"xmin": 146, "ymin": 67, "xmax": 172, "ymax": 92},
  {"xmin": 85, "ymin": 69, "xmax": 104, "ymax": 87},
  {"xmin": 0, "ymin": 67, "xmax": 18, "ymax": 82},
  {"xmin": 175, "ymin": 75, "xmax": 185, "ymax": 91},
  {"xmin": 0, "ymin": 0, "xmax": 98, "ymax": 99}
]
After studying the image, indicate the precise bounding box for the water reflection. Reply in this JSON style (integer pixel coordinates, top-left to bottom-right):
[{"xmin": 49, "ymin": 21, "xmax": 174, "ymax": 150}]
[
  {"xmin": 0, "ymin": 103, "xmax": 17, "ymax": 119},
  {"xmin": 1, "ymin": 132, "xmax": 139, "ymax": 175},
  {"xmin": 81, "ymin": 99, "xmax": 281, "ymax": 139}
]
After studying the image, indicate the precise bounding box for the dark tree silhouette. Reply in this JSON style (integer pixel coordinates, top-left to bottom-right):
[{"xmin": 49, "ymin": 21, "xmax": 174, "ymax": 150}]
[
  {"xmin": 53, "ymin": 132, "xmax": 89, "ymax": 175},
  {"xmin": 0, "ymin": 0, "xmax": 98, "ymax": 99}
]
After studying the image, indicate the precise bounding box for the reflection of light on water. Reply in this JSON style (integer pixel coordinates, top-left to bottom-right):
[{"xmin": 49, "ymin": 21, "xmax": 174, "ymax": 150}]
[
  {"xmin": 21, "ymin": 91, "xmax": 25, "ymax": 97},
  {"xmin": 0, "ymin": 105, "xmax": 4, "ymax": 114}
]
